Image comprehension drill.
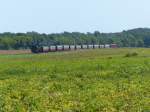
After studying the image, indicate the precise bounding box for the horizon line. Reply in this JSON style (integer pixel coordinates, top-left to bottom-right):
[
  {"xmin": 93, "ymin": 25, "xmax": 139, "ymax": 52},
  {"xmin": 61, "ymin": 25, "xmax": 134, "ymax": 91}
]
[{"xmin": 0, "ymin": 27, "xmax": 149, "ymax": 34}]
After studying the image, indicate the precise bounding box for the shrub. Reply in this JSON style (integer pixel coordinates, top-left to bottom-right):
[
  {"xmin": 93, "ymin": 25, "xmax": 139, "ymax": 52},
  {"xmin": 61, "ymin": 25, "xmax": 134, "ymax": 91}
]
[{"xmin": 125, "ymin": 52, "xmax": 138, "ymax": 57}]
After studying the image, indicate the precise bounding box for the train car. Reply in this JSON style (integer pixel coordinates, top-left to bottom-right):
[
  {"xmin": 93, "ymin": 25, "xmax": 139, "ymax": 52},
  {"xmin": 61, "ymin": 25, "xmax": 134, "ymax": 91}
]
[
  {"xmin": 70, "ymin": 45, "xmax": 75, "ymax": 50},
  {"xmin": 94, "ymin": 45, "xmax": 99, "ymax": 49},
  {"xmin": 31, "ymin": 46, "xmax": 43, "ymax": 53},
  {"xmin": 82, "ymin": 45, "xmax": 88, "ymax": 49},
  {"xmin": 42, "ymin": 46, "xmax": 50, "ymax": 52},
  {"xmin": 111, "ymin": 44, "xmax": 117, "ymax": 48},
  {"xmin": 50, "ymin": 46, "xmax": 56, "ymax": 52},
  {"xmin": 88, "ymin": 45, "xmax": 94, "ymax": 49},
  {"xmin": 76, "ymin": 45, "xmax": 82, "ymax": 49},
  {"xmin": 57, "ymin": 45, "xmax": 63, "ymax": 51},
  {"xmin": 99, "ymin": 45, "xmax": 104, "ymax": 48},
  {"xmin": 105, "ymin": 44, "xmax": 110, "ymax": 48},
  {"xmin": 64, "ymin": 45, "xmax": 70, "ymax": 51}
]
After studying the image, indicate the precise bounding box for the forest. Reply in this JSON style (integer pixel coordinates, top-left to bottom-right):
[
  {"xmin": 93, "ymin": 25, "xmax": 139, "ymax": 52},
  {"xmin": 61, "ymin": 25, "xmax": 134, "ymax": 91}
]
[{"xmin": 0, "ymin": 28, "xmax": 150, "ymax": 50}]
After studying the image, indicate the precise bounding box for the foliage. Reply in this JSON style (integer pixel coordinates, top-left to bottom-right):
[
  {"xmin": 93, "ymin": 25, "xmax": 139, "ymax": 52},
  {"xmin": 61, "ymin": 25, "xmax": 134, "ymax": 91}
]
[
  {"xmin": 1, "ymin": 28, "xmax": 150, "ymax": 49},
  {"xmin": 0, "ymin": 48, "xmax": 150, "ymax": 111},
  {"xmin": 125, "ymin": 52, "xmax": 138, "ymax": 57}
]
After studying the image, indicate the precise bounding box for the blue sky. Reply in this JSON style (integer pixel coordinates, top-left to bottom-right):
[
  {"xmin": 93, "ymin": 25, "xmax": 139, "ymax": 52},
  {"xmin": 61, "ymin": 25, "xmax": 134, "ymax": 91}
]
[{"xmin": 0, "ymin": 0, "xmax": 150, "ymax": 33}]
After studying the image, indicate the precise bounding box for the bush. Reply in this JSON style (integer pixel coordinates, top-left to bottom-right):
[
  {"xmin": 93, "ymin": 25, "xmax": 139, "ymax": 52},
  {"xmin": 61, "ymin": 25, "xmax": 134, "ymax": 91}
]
[{"xmin": 125, "ymin": 52, "xmax": 138, "ymax": 57}]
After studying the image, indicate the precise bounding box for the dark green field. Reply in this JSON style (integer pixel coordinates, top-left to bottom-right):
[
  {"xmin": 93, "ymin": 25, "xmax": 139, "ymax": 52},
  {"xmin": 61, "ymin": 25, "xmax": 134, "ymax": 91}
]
[{"xmin": 0, "ymin": 48, "xmax": 149, "ymax": 112}]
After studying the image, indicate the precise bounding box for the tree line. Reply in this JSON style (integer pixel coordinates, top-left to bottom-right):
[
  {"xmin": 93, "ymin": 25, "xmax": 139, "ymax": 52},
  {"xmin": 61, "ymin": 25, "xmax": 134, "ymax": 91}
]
[{"xmin": 0, "ymin": 28, "xmax": 150, "ymax": 50}]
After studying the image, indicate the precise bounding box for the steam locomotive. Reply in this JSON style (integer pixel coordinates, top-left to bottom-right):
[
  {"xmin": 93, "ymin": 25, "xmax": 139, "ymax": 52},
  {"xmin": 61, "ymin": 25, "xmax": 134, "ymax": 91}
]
[{"xmin": 31, "ymin": 44, "xmax": 117, "ymax": 53}]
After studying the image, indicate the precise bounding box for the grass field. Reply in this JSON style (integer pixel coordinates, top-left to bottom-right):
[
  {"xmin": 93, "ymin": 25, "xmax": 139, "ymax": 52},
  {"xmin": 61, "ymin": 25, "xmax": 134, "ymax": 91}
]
[{"xmin": 0, "ymin": 48, "xmax": 149, "ymax": 112}]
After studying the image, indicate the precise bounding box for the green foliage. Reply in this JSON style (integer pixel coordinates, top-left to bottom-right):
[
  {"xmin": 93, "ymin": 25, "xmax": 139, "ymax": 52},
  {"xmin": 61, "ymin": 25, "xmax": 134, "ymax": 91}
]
[
  {"xmin": 1, "ymin": 28, "xmax": 150, "ymax": 49},
  {"xmin": 125, "ymin": 52, "xmax": 138, "ymax": 57},
  {"xmin": 0, "ymin": 48, "xmax": 150, "ymax": 111}
]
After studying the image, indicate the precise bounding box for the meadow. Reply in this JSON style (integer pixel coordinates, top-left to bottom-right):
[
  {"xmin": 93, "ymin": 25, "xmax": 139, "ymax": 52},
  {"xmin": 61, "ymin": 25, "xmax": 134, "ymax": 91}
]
[{"xmin": 0, "ymin": 48, "xmax": 149, "ymax": 112}]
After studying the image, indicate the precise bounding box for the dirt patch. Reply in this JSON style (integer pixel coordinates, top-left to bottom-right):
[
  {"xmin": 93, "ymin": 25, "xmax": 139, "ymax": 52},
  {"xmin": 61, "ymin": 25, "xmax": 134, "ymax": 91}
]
[{"xmin": 0, "ymin": 50, "xmax": 31, "ymax": 55}]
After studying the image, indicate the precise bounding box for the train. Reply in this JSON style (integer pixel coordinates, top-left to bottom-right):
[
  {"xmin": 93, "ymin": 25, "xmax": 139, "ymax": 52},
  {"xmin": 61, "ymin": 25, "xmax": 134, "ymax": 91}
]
[{"xmin": 31, "ymin": 44, "xmax": 117, "ymax": 53}]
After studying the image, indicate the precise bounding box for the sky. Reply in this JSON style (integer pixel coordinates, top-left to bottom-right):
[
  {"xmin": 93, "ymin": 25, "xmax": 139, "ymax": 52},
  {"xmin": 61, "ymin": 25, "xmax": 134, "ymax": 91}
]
[{"xmin": 0, "ymin": 0, "xmax": 150, "ymax": 33}]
